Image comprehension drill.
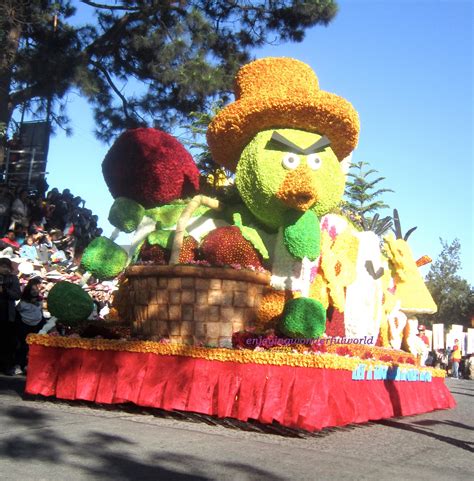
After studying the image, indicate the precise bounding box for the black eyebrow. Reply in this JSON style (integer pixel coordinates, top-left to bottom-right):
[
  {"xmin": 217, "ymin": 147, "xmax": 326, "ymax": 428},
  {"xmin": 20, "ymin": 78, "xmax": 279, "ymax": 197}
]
[
  {"xmin": 303, "ymin": 135, "xmax": 331, "ymax": 154},
  {"xmin": 267, "ymin": 131, "xmax": 331, "ymax": 155},
  {"xmin": 268, "ymin": 131, "xmax": 305, "ymax": 154}
]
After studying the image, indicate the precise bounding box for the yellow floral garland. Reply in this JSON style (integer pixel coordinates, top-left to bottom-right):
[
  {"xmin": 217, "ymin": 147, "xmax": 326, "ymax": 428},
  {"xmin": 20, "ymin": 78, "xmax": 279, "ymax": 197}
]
[{"xmin": 27, "ymin": 334, "xmax": 445, "ymax": 377}]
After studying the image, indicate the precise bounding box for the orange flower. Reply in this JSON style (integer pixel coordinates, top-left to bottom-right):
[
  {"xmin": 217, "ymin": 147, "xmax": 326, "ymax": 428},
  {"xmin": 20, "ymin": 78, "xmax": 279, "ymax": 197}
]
[{"xmin": 207, "ymin": 58, "xmax": 360, "ymax": 172}]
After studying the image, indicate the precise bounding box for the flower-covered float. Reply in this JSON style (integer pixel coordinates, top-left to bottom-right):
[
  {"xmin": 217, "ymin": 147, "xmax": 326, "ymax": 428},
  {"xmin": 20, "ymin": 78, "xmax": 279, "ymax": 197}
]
[{"xmin": 26, "ymin": 58, "xmax": 455, "ymax": 432}]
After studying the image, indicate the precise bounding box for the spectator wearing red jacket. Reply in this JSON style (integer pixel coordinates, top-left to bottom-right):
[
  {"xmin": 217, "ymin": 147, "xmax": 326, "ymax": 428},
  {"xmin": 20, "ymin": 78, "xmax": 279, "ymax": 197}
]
[
  {"xmin": 0, "ymin": 229, "xmax": 20, "ymax": 250},
  {"xmin": 417, "ymin": 325, "xmax": 430, "ymax": 347}
]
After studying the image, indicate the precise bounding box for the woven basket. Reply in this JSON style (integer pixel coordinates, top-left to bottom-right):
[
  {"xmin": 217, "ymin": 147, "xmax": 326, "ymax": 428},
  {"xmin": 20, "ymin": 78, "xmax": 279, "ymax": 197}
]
[{"xmin": 123, "ymin": 265, "xmax": 270, "ymax": 346}]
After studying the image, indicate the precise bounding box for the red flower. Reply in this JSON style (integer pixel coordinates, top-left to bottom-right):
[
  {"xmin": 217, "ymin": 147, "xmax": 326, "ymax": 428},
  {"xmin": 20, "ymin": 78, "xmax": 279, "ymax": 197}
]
[
  {"xmin": 232, "ymin": 330, "xmax": 259, "ymax": 349},
  {"xmin": 310, "ymin": 342, "xmax": 327, "ymax": 353},
  {"xmin": 201, "ymin": 226, "xmax": 263, "ymax": 269},
  {"xmin": 102, "ymin": 128, "xmax": 200, "ymax": 207},
  {"xmin": 336, "ymin": 346, "xmax": 351, "ymax": 356},
  {"xmin": 138, "ymin": 242, "xmax": 169, "ymax": 264}
]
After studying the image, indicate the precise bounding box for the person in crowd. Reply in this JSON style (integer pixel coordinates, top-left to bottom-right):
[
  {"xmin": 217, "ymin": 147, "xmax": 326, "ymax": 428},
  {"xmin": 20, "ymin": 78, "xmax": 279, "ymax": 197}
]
[
  {"xmin": 440, "ymin": 349, "xmax": 449, "ymax": 371},
  {"xmin": 466, "ymin": 354, "xmax": 474, "ymax": 380},
  {"xmin": 436, "ymin": 349, "xmax": 448, "ymax": 372},
  {"xmin": 0, "ymin": 258, "xmax": 22, "ymax": 375},
  {"xmin": 48, "ymin": 191, "xmax": 68, "ymax": 231},
  {"xmin": 35, "ymin": 232, "xmax": 52, "ymax": 264},
  {"xmin": 0, "ymin": 229, "xmax": 20, "ymax": 257},
  {"xmin": 19, "ymin": 235, "xmax": 39, "ymax": 262},
  {"xmin": 28, "ymin": 194, "xmax": 46, "ymax": 227},
  {"xmin": 451, "ymin": 339, "xmax": 462, "ymax": 379},
  {"xmin": 13, "ymin": 224, "xmax": 27, "ymax": 245},
  {"xmin": 417, "ymin": 325, "xmax": 430, "ymax": 347},
  {"xmin": 48, "ymin": 229, "xmax": 70, "ymax": 264},
  {"xmin": 14, "ymin": 277, "xmax": 45, "ymax": 372},
  {"xmin": 9, "ymin": 189, "xmax": 29, "ymax": 230},
  {"xmin": 425, "ymin": 349, "xmax": 436, "ymax": 367}
]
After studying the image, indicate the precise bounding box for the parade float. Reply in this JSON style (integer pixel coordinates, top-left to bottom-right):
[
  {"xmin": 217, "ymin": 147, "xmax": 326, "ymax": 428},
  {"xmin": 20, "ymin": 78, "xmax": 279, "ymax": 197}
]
[{"xmin": 26, "ymin": 57, "xmax": 455, "ymax": 432}]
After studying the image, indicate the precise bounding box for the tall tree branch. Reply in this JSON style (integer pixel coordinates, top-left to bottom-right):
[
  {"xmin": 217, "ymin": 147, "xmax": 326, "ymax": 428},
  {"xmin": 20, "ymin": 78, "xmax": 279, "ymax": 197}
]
[
  {"xmin": 91, "ymin": 60, "xmax": 130, "ymax": 120},
  {"xmin": 81, "ymin": 1, "xmax": 141, "ymax": 11}
]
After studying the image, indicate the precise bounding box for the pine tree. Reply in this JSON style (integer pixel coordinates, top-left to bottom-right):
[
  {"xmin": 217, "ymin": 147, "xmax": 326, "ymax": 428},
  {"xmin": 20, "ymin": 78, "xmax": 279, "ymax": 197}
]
[
  {"xmin": 419, "ymin": 239, "xmax": 474, "ymax": 328},
  {"xmin": 0, "ymin": 1, "xmax": 78, "ymax": 139},
  {"xmin": 343, "ymin": 160, "xmax": 393, "ymax": 234},
  {"xmin": 1, "ymin": 0, "xmax": 338, "ymax": 143}
]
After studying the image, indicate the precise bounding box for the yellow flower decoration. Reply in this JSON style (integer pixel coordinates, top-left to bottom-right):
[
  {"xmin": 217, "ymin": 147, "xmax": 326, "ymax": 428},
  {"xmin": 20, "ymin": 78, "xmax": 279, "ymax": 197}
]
[
  {"xmin": 384, "ymin": 235, "xmax": 437, "ymax": 314},
  {"xmin": 311, "ymin": 226, "xmax": 359, "ymax": 312},
  {"xmin": 27, "ymin": 334, "xmax": 446, "ymax": 377}
]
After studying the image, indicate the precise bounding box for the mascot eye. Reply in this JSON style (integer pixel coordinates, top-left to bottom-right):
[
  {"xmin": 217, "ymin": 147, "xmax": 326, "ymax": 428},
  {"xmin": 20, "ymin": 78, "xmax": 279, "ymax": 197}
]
[
  {"xmin": 307, "ymin": 153, "xmax": 322, "ymax": 170},
  {"xmin": 282, "ymin": 153, "xmax": 300, "ymax": 170}
]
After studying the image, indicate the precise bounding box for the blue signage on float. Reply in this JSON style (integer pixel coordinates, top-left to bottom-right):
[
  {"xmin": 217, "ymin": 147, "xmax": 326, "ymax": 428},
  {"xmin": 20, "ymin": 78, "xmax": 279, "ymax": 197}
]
[{"xmin": 351, "ymin": 364, "xmax": 432, "ymax": 382}]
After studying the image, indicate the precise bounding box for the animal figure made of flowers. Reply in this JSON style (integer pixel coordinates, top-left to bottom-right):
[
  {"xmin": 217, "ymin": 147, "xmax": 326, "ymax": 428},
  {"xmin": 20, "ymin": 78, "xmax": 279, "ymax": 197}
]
[{"xmin": 73, "ymin": 57, "xmax": 436, "ymax": 355}]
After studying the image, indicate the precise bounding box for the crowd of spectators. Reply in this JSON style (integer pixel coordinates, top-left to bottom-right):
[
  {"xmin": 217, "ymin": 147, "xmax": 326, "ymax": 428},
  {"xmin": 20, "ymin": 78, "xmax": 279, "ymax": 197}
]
[
  {"xmin": 0, "ymin": 184, "xmax": 103, "ymax": 264},
  {"xmin": 0, "ymin": 254, "xmax": 118, "ymax": 376},
  {"xmin": 426, "ymin": 346, "xmax": 474, "ymax": 380},
  {"xmin": 0, "ymin": 184, "xmax": 120, "ymax": 375}
]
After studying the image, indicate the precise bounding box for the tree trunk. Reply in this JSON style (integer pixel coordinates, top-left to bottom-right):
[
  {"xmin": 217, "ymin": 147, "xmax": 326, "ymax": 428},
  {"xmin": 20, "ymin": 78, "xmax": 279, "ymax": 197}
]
[{"xmin": 0, "ymin": 16, "xmax": 23, "ymax": 134}]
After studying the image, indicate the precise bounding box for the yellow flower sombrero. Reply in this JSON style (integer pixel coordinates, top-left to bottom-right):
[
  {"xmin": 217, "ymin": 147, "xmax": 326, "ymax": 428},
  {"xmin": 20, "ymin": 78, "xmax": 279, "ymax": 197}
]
[{"xmin": 207, "ymin": 57, "xmax": 360, "ymax": 172}]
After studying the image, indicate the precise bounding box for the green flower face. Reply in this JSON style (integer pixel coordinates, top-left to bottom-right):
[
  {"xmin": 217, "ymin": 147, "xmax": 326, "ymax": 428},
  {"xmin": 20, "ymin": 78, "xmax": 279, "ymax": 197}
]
[{"xmin": 235, "ymin": 128, "xmax": 346, "ymax": 229}]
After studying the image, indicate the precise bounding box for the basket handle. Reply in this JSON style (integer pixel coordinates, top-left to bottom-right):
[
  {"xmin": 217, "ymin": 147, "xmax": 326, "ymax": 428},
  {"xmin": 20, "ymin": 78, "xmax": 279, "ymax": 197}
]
[{"xmin": 169, "ymin": 195, "xmax": 221, "ymax": 265}]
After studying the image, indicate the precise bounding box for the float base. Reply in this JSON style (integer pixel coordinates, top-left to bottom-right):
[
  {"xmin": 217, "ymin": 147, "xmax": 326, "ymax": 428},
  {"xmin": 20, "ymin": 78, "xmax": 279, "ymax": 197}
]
[{"xmin": 25, "ymin": 341, "xmax": 455, "ymax": 432}]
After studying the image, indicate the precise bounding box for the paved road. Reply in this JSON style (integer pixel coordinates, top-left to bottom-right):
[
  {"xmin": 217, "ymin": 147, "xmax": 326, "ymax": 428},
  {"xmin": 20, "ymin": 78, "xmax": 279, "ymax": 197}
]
[{"xmin": 0, "ymin": 375, "xmax": 472, "ymax": 481}]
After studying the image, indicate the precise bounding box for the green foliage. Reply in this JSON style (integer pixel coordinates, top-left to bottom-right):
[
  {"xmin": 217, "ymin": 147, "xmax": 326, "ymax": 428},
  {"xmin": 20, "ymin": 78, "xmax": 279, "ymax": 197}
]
[
  {"xmin": 0, "ymin": 1, "xmax": 78, "ymax": 135},
  {"xmin": 419, "ymin": 238, "xmax": 473, "ymax": 328},
  {"xmin": 279, "ymin": 298, "xmax": 326, "ymax": 338},
  {"xmin": 47, "ymin": 281, "xmax": 94, "ymax": 325},
  {"xmin": 182, "ymin": 104, "xmax": 234, "ymax": 198},
  {"xmin": 283, "ymin": 210, "xmax": 320, "ymax": 261},
  {"xmin": 232, "ymin": 213, "xmax": 268, "ymax": 259},
  {"xmin": 147, "ymin": 229, "xmax": 174, "ymax": 250},
  {"xmin": 80, "ymin": 236, "xmax": 128, "ymax": 279},
  {"xmin": 145, "ymin": 202, "xmax": 211, "ymax": 227},
  {"xmin": 343, "ymin": 161, "xmax": 393, "ymax": 234},
  {"xmin": 108, "ymin": 197, "xmax": 145, "ymax": 233},
  {"xmin": 1, "ymin": 0, "xmax": 338, "ymax": 140}
]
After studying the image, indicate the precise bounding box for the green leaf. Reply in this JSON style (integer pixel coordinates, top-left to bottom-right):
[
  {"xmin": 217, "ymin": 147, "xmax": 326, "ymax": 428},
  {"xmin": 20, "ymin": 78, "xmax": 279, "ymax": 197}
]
[
  {"xmin": 147, "ymin": 230, "xmax": 175, "ymax": 249},
  {"xmin": 283, "ymin": 210, "xmax": 320, "ymax": 261},
  {"xmin": 145, "ymin": 202, "xmax": 211, "ymax": 227},
  {"xmin": 232, "ymin": 213, "xmax": 269, "ymax": 259}
]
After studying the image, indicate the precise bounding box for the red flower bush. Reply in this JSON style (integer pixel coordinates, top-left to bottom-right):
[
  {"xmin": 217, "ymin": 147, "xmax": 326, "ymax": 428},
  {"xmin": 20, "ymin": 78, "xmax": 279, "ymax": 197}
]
[
  {"xmin": 138, "ymin": 242, "xmax": 170, "ymax": 264},
  {"xmin": 201, "ymin": 226, "xmax": 263, "ymax": 269},
  {"xmin": 102, "ymin": 128, "xmax": 200, "ymax": 208},
  {"xmin": 139, "ymin": 236, "xmax": 197, "ymax": 264}
]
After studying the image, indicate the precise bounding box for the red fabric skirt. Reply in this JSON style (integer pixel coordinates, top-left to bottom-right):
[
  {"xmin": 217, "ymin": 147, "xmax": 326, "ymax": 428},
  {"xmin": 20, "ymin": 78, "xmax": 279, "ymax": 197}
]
[{"xmin": 25, "ymin": 344, "xmax": 456, "ymax": 431}]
